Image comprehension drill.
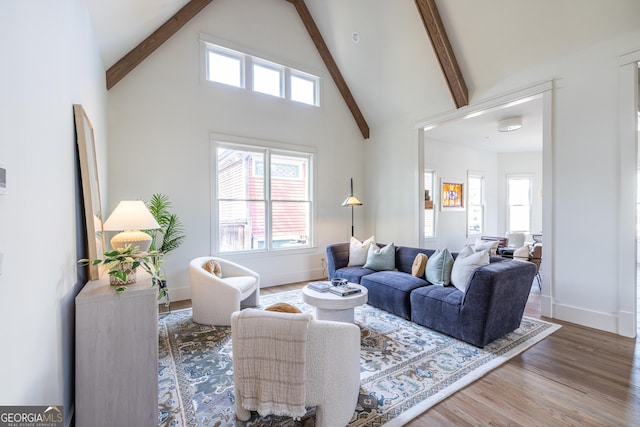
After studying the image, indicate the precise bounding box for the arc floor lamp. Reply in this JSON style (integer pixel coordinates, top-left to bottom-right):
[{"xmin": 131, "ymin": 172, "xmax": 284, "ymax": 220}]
[{"xmin": 342, "ymin": 178, "xmax": 362, "ymax": 237}]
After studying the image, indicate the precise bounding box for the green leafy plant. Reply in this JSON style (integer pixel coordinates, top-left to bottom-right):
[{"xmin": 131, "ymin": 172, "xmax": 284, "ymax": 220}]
[
  {"xmin": 145, "ymin": 193, "xmax": 185, "ymax": 255},
  {"xmin": 79, "ymin": 245, "xmax": 168, "ymax": 302}
]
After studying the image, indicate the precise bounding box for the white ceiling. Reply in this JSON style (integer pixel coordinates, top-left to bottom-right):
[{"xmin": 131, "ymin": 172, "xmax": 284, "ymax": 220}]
[
  {"xmin": 85, "ymin": 0, "xmax": 640, "ymax": 148},
  {"xmin": 424, "ymin": 96, "xmax": 543, "ymax": 153}
]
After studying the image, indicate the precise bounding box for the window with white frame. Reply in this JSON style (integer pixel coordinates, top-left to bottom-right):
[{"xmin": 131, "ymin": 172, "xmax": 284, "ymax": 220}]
[
  {"xmin": 467, "ymin": 174, "xmax": 485, "ymax": 235},
  {"xmin": 215, "ymin": 141, "xmax": 313, "ymax": 253},
  {"xmin": 206, "ymin": 46, "xmax": 244, "ymax": 88},
  {"xmin": 507, "ymin": 176, "xmax": 532, "ymax": 233},
  {"xmin": 252, "ymin": 59, "xmax": 283, "ymax": 98},
  {"xmin": 204, "ymin": 41, "xmax": 320, "ymax": 106},
  {"xmin": 424, "ymin": 170, "xmax": 436, "ymax": 238}
]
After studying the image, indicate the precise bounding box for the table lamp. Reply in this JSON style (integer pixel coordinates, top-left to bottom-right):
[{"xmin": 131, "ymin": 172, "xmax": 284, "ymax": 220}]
[{"xmin": 103, "ymin": 200, "xmax": 160, "ymax": 251}]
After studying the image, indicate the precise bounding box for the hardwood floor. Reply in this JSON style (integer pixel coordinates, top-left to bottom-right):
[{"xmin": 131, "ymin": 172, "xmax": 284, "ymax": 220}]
[{"xmin": 160, "ymin": 283, "xmax": 640, "ymax": 426}]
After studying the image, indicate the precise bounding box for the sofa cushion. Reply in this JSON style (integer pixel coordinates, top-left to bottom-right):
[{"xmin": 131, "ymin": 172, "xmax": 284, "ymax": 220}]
[
  {"xmin": 361, "ymin": 271, "xmax": 429, "ymax": 320},
  {"xmin": 451, "ymin": 249, "xmax": 490, "ymax": 292},
  {"xmin": 425, "ymin": 248, "xmax": 454, "ymax": 286},
  {"xmin": 411, "ymin": 253, "xmax": 428, "ymax": 277},
  {"xmin": 333, "ymin": 266, "xmax": 376, "ymax": 284},
  {"xmin": 364, "ymin": 242, "xmax": 396, "ymax": 271},
  {"xmin": 395, "ymin": 247, "xmax": 435, "ymax": 274},
  {"xmin": 410, "ymin": 285, "xmax": 464, "ymax": 335},
  {"xmin": 348, "ymin": 235, "xmax": 375, "ymax": 266}
]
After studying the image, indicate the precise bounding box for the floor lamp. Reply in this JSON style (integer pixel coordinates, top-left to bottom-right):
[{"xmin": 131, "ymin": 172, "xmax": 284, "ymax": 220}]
[{"xmin": 342, "ymin": 178, "xmax": 362, "ymax": 237}]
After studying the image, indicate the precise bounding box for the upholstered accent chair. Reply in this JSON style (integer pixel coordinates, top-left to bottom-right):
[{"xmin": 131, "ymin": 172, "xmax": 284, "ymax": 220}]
[
  {"xmin": 231, "ymin": 310, "xmax": 361, "ymax": 427},
  {"xmin": 505, "ymin": 232, "xmax": 526, "ymax": 248},
  {"xmin": 189, "ymin": 256, "xmax": 260, "ymax": 326},
  {"xmin": 513, "ymin": 244, "xmax": 542, "ymax": 288}
]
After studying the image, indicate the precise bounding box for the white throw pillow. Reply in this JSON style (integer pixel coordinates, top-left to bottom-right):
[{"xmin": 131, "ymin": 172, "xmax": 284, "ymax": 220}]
[
  {"xmin": 474, "ymin": 238, "xmax": 500, "ymax": 255},
  {"xmin": 348, "ymin": 235, "xmax": 375, "ymax": 266},
  {"xmin": 458, "ymin": 245, "xmax": 475, "ymax": 258},
  {"xmin": 451, "ymin": 249, "xmax": 490, "ymax": 292}
]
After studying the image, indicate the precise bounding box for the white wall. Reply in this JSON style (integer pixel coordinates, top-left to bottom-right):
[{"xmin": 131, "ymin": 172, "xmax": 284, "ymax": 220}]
[
  {"xmin": 423, "ymin": 139, "xmax": 499, "ymax": 251},
  {"xmin": 0, "ymin": 0, "xmax": 107, "ymax": 423},
  {"xmin": 106, "ymin": 0, "xmax": 365, "ymax": 299},
  {"xmin": 367, "ymin": 29, "xmax": 640, "ymax": 336}
]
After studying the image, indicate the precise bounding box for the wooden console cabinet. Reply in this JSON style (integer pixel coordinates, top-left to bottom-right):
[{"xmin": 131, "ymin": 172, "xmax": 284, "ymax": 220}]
[{"xmin": 75, "ymin": 277, "xmax": 158, "ymax": 427}]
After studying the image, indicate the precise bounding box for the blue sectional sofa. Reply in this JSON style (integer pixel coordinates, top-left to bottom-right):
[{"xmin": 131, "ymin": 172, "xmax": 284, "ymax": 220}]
[{"xmin": 326, "ymin": 242, "xmax": 537, "ymax": 347}]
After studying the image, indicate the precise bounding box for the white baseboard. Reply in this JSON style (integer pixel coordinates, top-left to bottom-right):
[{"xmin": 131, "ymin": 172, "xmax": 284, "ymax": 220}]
[
  {"xmin": 617, "ymin": 310, "xmax": 637, "ymax": 338},
  {"xmin": 164, "ymin": 267, "xmax": 327, "ymax": 303},
  {"xmin": 553, "ymin": 302, "xmax": 618, "ymax": 334}
]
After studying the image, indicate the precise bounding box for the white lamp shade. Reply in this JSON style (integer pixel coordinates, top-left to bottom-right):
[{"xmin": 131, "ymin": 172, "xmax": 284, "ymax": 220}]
[
  {"xmin": 103, "ymin": 200, "xmax": 159, "ymax": 231},
  {"xmin": 341, "ymin": 196, "xmax": 362, "ymax": 206},
  {"xmin": 103, "ymin": 200, "xmax": 160, "ymax": 251}
]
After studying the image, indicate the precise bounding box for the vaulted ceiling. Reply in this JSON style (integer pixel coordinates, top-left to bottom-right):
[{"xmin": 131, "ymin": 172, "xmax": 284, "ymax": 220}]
[{"xmin": 86, "ymin": 0, "xmax": 640, "ymax": 146}]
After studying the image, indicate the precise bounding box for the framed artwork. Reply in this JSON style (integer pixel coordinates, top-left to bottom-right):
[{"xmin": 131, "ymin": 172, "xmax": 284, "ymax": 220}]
[{"xmin": 441, "ymin": 180, "xmax": 464, "ymax": 211}]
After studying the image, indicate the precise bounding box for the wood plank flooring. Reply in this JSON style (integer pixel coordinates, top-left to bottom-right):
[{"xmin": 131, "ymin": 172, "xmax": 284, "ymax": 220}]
[{"xmin": 161, "ymin": 283, "xmax": 640, "ymax": 426}]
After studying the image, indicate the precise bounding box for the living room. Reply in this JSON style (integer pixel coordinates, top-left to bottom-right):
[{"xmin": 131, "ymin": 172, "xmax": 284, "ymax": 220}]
[{"xmin": 1, "ymin": 0, "xmax": 640, "ymax": 425}]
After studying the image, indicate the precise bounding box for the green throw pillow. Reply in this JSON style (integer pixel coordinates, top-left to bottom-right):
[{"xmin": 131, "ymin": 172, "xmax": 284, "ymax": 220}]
[
  {"xmin": 364, "ymin": 242, "xmax": 396, "ymax": 271},
  {"xmin": 425, "ymin": 248, "xmax": 454, "ymax": 286}
]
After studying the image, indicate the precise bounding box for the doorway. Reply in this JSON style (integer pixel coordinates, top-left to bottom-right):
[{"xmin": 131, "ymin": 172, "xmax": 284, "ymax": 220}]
[{"xmin": 417, "ymin": 82, "xmax": 553, "ymax": 318}]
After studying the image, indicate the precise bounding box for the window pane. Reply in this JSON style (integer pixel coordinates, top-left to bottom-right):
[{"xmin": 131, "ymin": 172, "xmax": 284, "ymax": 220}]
[
  {"xmin": 208, "ymin": 51, "xmax": 242, "ymax": 87},
  {"xmin": 271, "ymin": 154, "xmax": 309, "ymax": 201},
  {"xmin": 424, "ymin": 171, "xmax": 435, "ymax": 238},
  {"xmin": 467, "ymin": 176, "xmax": 484, "ymax": 234},
  {"xmin": 508, "ymin": 179, "xmax": 530, "ymax": 205},
  {"xmin": 218, "ymin": 200, "xmax": 265, "ymax": 251},
  {"xmin": 291, "ymin": 74, "xmax": 316, "ymax": 105},
  {"xmin": 217, "ymin": 148, "xmax": 264, "ymax": 199},
  {"xmin": 468, "ymin": 206, "xmax": 483, "ymax": 234},
  {"xmin": 510, "ymin": 206, "xmax": 530, "ymax": 232},
  {"xmin": 468, "ymin": 177, "xmax": 482, "ymax": 205},
  {"xmin": 271, "ymin": 201, "xmax": 310, "ymax": 248},
  {"xmin": 253, "ymin": 63, "xmax": 282, "ymax": 97}
]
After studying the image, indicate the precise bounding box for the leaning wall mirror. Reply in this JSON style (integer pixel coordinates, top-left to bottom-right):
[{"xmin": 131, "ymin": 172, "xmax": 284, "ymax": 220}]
[{"xmin": 74, "ymin": 104, "xmax": 105, "ymax": 280}]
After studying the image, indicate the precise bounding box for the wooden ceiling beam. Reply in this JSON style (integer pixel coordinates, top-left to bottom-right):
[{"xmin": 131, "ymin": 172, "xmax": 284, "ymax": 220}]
[
  {"xmin": 106, "ymin": 0, "xmax": 213, "ymax": 90},
  {"xmin": 286, "ymin": 0, "xmax": 370, "ymax": 139},
  {"xmin": 414, "ymin": 0, "xmax": 468, "ymax": 108}
]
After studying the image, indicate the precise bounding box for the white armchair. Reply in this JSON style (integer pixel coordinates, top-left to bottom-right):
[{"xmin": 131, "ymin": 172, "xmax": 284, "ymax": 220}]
[
  {"xmin": 231, "ymin": 310, "xmax": 361, "ymax": 427},
  {"xmin": 189, "ymin": 256, "xmax": 260, "ymax": 326}
]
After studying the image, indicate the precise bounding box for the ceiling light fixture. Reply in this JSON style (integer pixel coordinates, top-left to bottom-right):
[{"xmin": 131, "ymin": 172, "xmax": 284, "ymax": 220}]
[
  {"xmin": 497, "ymin": 116, "xmax": 522, "ymax": 132},
  {"xmin": 352, "ymin": 32, "xmax": 360, "ymax": 43}
]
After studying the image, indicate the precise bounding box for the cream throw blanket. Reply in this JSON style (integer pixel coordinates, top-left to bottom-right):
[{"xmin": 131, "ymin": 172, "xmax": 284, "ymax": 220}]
[{"xmin": 235, "ymin": 308, "xmax": 312, "ymax": 419}]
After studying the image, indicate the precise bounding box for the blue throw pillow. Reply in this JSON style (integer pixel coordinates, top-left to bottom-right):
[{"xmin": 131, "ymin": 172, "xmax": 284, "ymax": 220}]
[
  {"xmin": 425, "ymin": 248, "xmax": 454, "ymax": 286},
  {"xmin": 364, "ymin": 242, "xmax": 396, "ymax": 271}
]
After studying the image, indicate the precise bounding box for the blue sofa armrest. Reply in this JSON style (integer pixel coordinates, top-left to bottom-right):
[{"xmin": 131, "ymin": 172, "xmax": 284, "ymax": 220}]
[
  {"xmin": 460, "ymin": 259, "xmax": 537, "ymax": 346},
  {"xmin": 326, "ymin": 243, "xmax": 350, "ymax": 279}
]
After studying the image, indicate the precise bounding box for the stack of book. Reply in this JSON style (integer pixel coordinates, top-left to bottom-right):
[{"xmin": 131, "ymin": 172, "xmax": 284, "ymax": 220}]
[
  {"xmin": 308, "ymin": 281, "xmax": 331, "ymax": 292},
  {"xmin": 329, "ymin": 284, "xmax": 362, "ymax": 297}
]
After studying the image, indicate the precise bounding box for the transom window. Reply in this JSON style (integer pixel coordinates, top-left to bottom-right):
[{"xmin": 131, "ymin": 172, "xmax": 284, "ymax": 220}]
[
  {"xmin": 214, "ymin": 141, "xmax": 314, "ymax": 253},
  {"xmin": 204, "ymin": 41, "xmax": 320, "ymax": 106}
]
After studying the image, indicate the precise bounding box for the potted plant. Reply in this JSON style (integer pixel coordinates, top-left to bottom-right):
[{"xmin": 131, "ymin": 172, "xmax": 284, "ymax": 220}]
[
  {"xmin": 79, "ymin": 245, "xmax": 165, "ymax": 295},
  {"xmin": 144, "ymin": 193, "xmax": 186, "ymax": 306}
]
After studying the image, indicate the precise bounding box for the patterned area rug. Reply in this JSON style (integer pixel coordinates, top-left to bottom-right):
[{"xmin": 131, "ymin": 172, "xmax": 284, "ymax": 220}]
[{"xmin": 158, "ymin": 290, "xmax": 560, "ymax": 426}]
